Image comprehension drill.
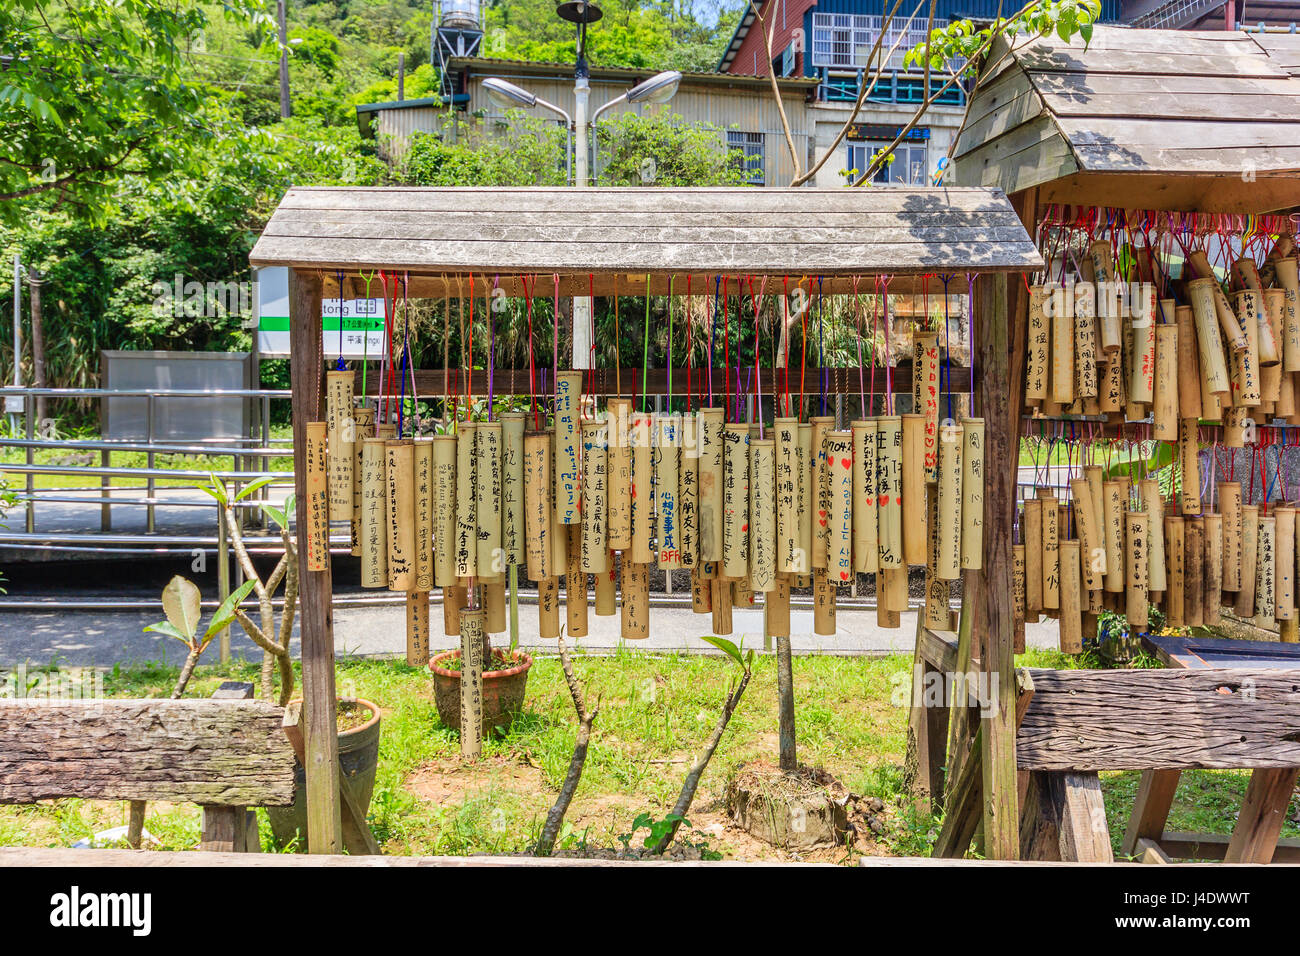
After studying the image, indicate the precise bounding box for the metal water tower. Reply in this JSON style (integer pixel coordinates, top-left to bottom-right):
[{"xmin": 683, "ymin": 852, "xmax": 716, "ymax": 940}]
[{"xmin": 434, "ymin": 0, "xmax": 484, "ymax": 100}]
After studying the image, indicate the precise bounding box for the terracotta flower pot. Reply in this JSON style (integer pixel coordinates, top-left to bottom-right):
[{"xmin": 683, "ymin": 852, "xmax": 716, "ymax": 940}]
[{"xmin": 429, "ymin": 649, "xmax": 532, "ymax": 735}]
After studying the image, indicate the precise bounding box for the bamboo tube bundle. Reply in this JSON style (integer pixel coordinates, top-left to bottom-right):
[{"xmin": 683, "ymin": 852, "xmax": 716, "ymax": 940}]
[
  {"xmin": 1174, "ymin": 305, "xmax": 1205, "ymax": 421},
  {"xmin": 655, "ymin": 414, "xmax": 681, "ymax": 570},
  {"xmin": 1129, "ymin": 284, "xmax": 1156, "ymax": 405},
  {"xmin": 1165, "ymin": 516, "xmax": 1185, "ymax": 627},
  {"xmin": 1072, "ymin": 476, "xmax": 1103, "ymax": 592},
  {"xmin": 901, "ymin": 414, "xmax": 927, "ymax": 565},
  {"xmin": 350, "ymin": 406, "xmax": 376, "ymax": 557},
  {"xmin": 485, "ymin": 581, "xmax": 506, "ymax": 634},
  {"xmin": 1024, "ymin": 497, "xmax": 1044, "ymax": 613},
  {"xmin": 1059, "ymin": 540, "xmax": 1084, "ymax": 654},
  {"xmin": 405, "ymin": 591, "xmax": 429, "ymax": 666},
  {"xmin": 554, "ymin": 370, "xmax": 583, "ymax": 525},
  {"xmin": 877, "ymin": 416, "xmax": 904, "ymax": 570},
  {"xmin": 566, "ymin": 524, "xmax": 588, "ymax": 638},
  {"xmin": 813, "ymin": 567, "xmax": 836, "ymax": 635},
  {"xmin": 697, "ymin": 408, "xmax": 725, "ymax": 564},
  {"xmin": 304, "ymin": 421, "xmax": 330, "ymax": 572},
  {"xmin": 1277, "ymin": 507, "xmax": 1296, "ymax": 621},
  {"xmin": 1184, "ymin": 518, "xmax": 1204, "ymax": 628},
  {"xmin": 1124, "ymin": 510, "xmax": 1149, "ymax": 628},
  {"xmin": 1188, "ymin": 278, "xmax": 1232, "ymax": 400},
  {"xmin": 1013, "ymin": 542, "xmax": 1027, "ymax": 632},
  {"xmin": 1041, "ymin": 493, "xmax": 1060, "ymax": 610},
  {"xmin": 432, "ymin": 435, "xmax": 458, "ymax": 587},
  {"xmin": 501, "ymin": 412, "xmax": 526, "ymax": 571},
  {"xmin": 852, "ymin": 418, "xmax": 878, "ymax": 575},
  {"xmin": 721, "ymin": 423, "xmax": 750, "ymax": 581},
  {"xmin": 476, "ymin": 421, "xmax": 503, "ymax": 581},
  {"xmin": 1026, "ymin": 285, "xmax": 1050, "ymax": 403},
  {"xmin": 1140, "ymin": 478, "xmax": 1167, "ymax": 595},
  {"xmin": 325, "ymin": 370, "xmax": 355, "ymax": 523},
  {"xmin": 1179, "ymin": 419, "xmax": 1201, "ymax": 514},
  {"xmin": 1202, "ymin": 512, "xmax": 1223, "ymax": 626},
  {"xmin": 935, "ymin": 420, "xmax": 963, "ymax": 580},
  {"xmin": 580, "ymin": 419, "xmax": 608, "ymax": 575},
  {"xmin": 679, "ymin": 412, "xmax": 698, "ymax": 569},
  {"xmin": 1277, "ymin": 256, "xmax": 1300, "ymax": 372},
  {"xmin": 1235, "ymin": 505, "xmax": 1259, "ymax": 618},
  {"xmin": 960, "ymin": 418, "xmax": 985, "ymax": 570},
  {"xmin": 522, "ymin": 431, "xmax": 552, "ymax": 582},
  {"xmin": 619, "ymin": 560, "xmax": 649, "ymax": 640},
  {"xmin": 810, "ymin": 416, "xmax": 835, "ymax": 569},
  {"xmin": 912, "ymin": 332, "xmax": 941, "ymax": 480},
  {"xmin": 359, "ymin": 436, "xmax": 388, "ymax": 587},
  {"xmin": 1101, "ymin": 480, "xmax": 1126, "ymax": 594},
  {"xmin": 385, "ymin": 439, "xmax": 415, "ymax": 591},
  {"xmin": 454, "ymin": 423, "xmax": 478, "ymax": 580},
  {"xmin": 594, "ymin": 559, "xmax": 616, "ymax": 616},
  {"xmin": 1074, "ymin": 280, "xmax": 1099, "ymax": 399},
  {"xmin": 1219, "ymin": 482, "xmax": 1243, "ymax": 592},
  {"xmin": 767, "ymin": 575, "xmax": 791, "ymax": 638},
  {"xmin": 538, "ymin": 576, "xmax": 560, "ymax": 639},
  {"xmin": 923, "ymin": 484, "xmax": 950, "ymax": 630},
  {"xmin": 606, "ymin": 398, "xmax": 633, "ymax": 550},
  {"xmin": 1256, "ymin": 515, "xmax": 1277, "ymax": 622},
  {"xmin": 1089, "ymin": 242, "xmax": 1122, "ymax": 354},
  {"xmin": 823, "ymin": 431, "xmax": 853, "ymax": 586},
  {"xmin": 1151, "ymin": 324, "xmax": 1179, "ymax": 441},
  {"xmin": 630, "ymin": 412, "xmax": 655, "ymax": 564},
  {"xmin": 1188, "ymin": 249, "xmax": 1249, "ymax": 353},
  {"xmin": 775, "ymin": 418, "xmax": 802, "ymax": 574},
  {"xmin": 750, "ymin": 438, "xmax": 778, "ymax": 592},
  {"xmin": 413, "ymin": 440, "xmax": 434, "ymax": 592},
  {"xmin": 797, "ymin": 423, "xmax": 813, "ymax": 582}
]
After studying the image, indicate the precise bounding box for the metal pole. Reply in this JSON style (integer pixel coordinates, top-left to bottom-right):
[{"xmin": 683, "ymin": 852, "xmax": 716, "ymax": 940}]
[
  {"xmin": 277, "ymin": 0, "xmax": 291, "ymax": 119},
  {"xmin": 571, "ymin": 74, "xmax": 591, "ymax": 370},
  {"xmin": 9, "ymin": 255, "xmax": 20, "ymax": 434},
  {"xmin": 23, "ymin": 396, "xmax": 33, "ymax": 533},
  {"xmin": 145, "ymin": 395, "xmax": 155, "ymax": 533},
  {"xmin": 217, "ymin": 503, "xmax": 231, "ymax": 663},
  {"xmin": 100, "ymin": 447, "xmax": 111, "ymax": 532}
]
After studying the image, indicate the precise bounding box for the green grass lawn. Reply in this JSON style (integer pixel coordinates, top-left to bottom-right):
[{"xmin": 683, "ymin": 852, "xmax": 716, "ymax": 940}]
[{"xmin": 1, "ymin": 649, "xmax": 1290, "ymax": 861}]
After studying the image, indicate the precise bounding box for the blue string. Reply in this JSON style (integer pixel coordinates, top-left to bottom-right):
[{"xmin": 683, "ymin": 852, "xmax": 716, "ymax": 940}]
[
  {"xmin": 398, "ymin": 342, "xmax": 409, "ymax": 437},
  {"xmin": 940, "ymin": 274, "xmax": 953, "ymax": 421},
  {"xmin": 335, "ymin": 270, "xmax": 346, "ymax": 370}
]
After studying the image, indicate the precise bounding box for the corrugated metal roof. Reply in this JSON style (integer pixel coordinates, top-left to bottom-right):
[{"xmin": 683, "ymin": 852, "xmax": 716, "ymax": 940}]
[{"xmin": 446, "ymin": 56, "xmax": 818, "ymax": 89}]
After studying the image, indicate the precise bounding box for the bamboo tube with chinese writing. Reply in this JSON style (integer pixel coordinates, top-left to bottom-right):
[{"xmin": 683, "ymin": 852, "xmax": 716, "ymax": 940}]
[
  {"xmin": 475, "ymin": 421, "xmax": 502, "ymax": 581},
  {"xmin": 566, "ymin": 523, "xmax": 587, "ymax": 638},
  {"xmin": 385, "ymin": 439, "xmax": 415, "ymax": 591},
  {"xmin": 405, "ymin": 591, "xmax": 429, "ymax": 666},
  {"xmin": 1224, "ymin": 406, "xmax": 1249, "ymax": 448},
  {"xmin": 936, "ymin": 420, "xmax": 963, "ymax": 580},
  {"xmin": 538, "ymin": 576, "xmax": 560, "ymax": 639},
  {"xmin": 750, "ymin": 438, "xmax": 777, "ymax": 593},
  {"xmin": 877, "ymin": 416, "xmax": 903, "ymax": 570},
  {"xmin": 1059, "ymin": 540, "xmax": 1083, "ymax": 654},
  {"xmin": 1277, "ymin": 506, "xmax": 1296, "ymax": 621},
  {"xmin": 1188, "ymin": 278, "xmax": 1231, "ymax": 398},
  {"xmin": 1276, "ymin": 256, "xmax": 1300, "ymax": 372},
  {"xmin": 1013, "ymin": 542, "xmax": 1027, "ymax": 631},
  {"xmin": 1280, "ymin": 369, "xmax": 1298, "ymax": 418},
  {"xmin": 1074, "ymin": 281, "xmax": 1099, "ymax": 399},
  {"xmin": 1201, "ymin": 512, "xmax": 1222, "ymax": 626},
  {"xmin": 501, "ymin": 412, "xmax": 525, "ymax": 570},
  {"xmin": 1153, "ymin": 324, "xmax": 1179, "ymax": 441},
  {"xmin": 767, "ymin": 575, "xmax": 791, "ymax": 637},
  {"xmin": 631, "ymin": 412, "xmax": 654, "ymax": 563},
  {"xmin": 580, "ymin": 419, "xmax": 608, "ymax": 575},
  {"xmin": 655, "ymin": 414, "xmax": 681, "ymax": 570},
  {"xmin": 1188, "ymin": 249, "xmax": 1248, "ymax": 352},
  {"xmin": 810, "ymin": 416, "xmax": 834, "ymax": 569},
  {"xmin": 1130, "ymin": 284, "xmax": 1156, "ymax": 404},
  {"xmin": 523, "ymin": 432, "xmax": 551, "ymax": 581},
  {"xmin": 1102, "ymin": 480, "xmax": 1126, "ymax": 593},
  {"xmin": 1140, "ymin": 478, "xmax": 1166, "ymax": 594},
  {"xmin": 326, "ymin": 370, "xmax": 354, "ymax": 523},
  {"xmin": 1257, "ymin": 515, "xmax": 1276, "ymax": 622},
  {"xmin": 606, "ymin": 398, "xmax": 633, "ymax": 550},
  {"xmin": 1041, "ymin": 494, "xmax": 1060, "ymax": 609},
  {"xmin": 913, "ymin": 331, "xmax": 941, "ymax": 480},
  {"xmin": 901, "ymin": 414, "xmax": 927, "ymax": 565},
  {"xmin": 459, "ymin": 607, "xmax": 485, "ymax": 757},
  {"xmin": 429, "ymin": 435, "xmax": 458, "ymax": 588},
  {"xmin": 1245, "ymin": 287, "xmax": 1281, "ymax": 367},
  {"xmin": 442, "ymin": 584, "xmax": 466, "ymax": 637},
  {"xmin": 1235, "ymin": 506, "xmax": 1259, "ymax": 617},
  {"xmin": 1180, "ymin": 419, "xmax": 1201, "ymax": 514},
  {"xmin": 1165, "ymin": 516, "xmax": 1185, "ymax": 627},
  {"xmin": 960, "ymin": 418, "xmax": 984, "ymax": 570},
  {"xmin": 1072, "ymin": 477, "xmax": 1102, "ymax": 593},
  {"xmin": 813, "ymin": 567, "xmax": 835, "ymax": 635},
  {"xmin": 413, "ymin": 439, "xmax": 434, "ymax": 591},
  {"xmin": 1125, "ymin": 510, "xmax": 1148, "ymax": 628},
  {"xmin": 797, "ymin": 422, "xmax": 813, "ymax": 581},
  {"xmin": 1053, "ymin": 285, "xmax": 1076, "ymax": 405},
  {"xmin": 304, "ymin": 421, "xmax": 330, "ymax": 572},
  {"xmin": 1026, "ymin": 285, "xmax": 1050, "ymax": 401},
  {"xmin": 1024, "ymin": 497, "xmax": 1043, "ymax": 611},
  {"xmin": 679, "ymin": 412, "xmax": 698, "ymax": 569},
  {"xmin": 924, "ymin": 483, "xmax": 950, "ymax": 631},
  {"xmin": 710, "ymin": 569, "xmax": 732, "ymax": 635},
  {"xmin": 360, "ymin": 436, "xmax": 388, "ymax": 587},
  {"xmin": 350, "ymin": 406, "xmax": 375, "ymax": 557},
  {"xmin": 852, "ymin": 418, "xmax": 877, "ymax": 575},
  {"xmin": 554, "ymin": 370, "xmax": 582, "ymax": 525},
  {"xmin": 776, "ymin": 418, "xmax": 802, "ymax": 574},
  {"xmin": 1088, "ymin": 244, "xmax": 1121, "ymax": 353},
  {"xmin": 1229, "ymin": 290, "xmax": 1263, "ymax": 407},
  {"xmin": 1185, "ymin": 518, "xmax": 1204, "ymax": 628},
  {"xmin": 691, "ymin": 563, "xmax": 712, "ymax": 613},
  {"xmin": 722, "ymin": 423, "xmax": 750, "ymax": 580},
  {"xmin": 594, "ymin": 561, "xmax": 616, "ymax": 616},
  {"xmin": 1174, "ymin": 305, "xmax": 1204, "ymax": 420},
  {"xmin": 697, "ymin": 407, "xmax": 724, "ymax": 564},
  {"xmin": 824, "ymin": 432, "xmax": 852, "ymax": 587},
  {"xmin": 454, "ymin": 422, "xmax": 477, "ymax": 580},
  {"xmin": 1219, "ymin": 482, "xmax": 1243, "ymax": 591}
]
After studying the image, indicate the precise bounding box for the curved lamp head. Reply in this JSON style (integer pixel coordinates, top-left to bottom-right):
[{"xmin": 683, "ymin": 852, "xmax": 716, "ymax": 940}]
[
  {"xmin": 556, "ymin": 0, "xmax": 603, "ymax": 23},
  {"xmin": 625, "ymin": 70, "xmax": 682, "ymax": 105},
  {"xmin": 483, "ymin": 77, "xmax": 538, "ymax": 110}
]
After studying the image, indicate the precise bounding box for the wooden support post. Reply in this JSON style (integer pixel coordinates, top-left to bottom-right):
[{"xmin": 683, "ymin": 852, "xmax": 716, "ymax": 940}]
[
  {"xmin": 1121, "ymin": 769, "xmax": 1181, "ymax": 858},
  {"xmin": 1225, "ymin": 767, "xmax": 1300, "ymax": 863},
  {"xmin": 289, "ymin": 268, "xmax": 342, "ymax": 854},
  {"xmin": 199, "ymin": 806, "xmax": 244, "ymax": 853},
  {"xmin": 974, "ymin": 267, "xmax": 1020, "ymax": 859},
  {"xmin": 904, "ymin": 611, "xmax": 951, "ymax": 816},
  {"xmin": 1019, "ymin": 770, "xmax": 1114, "ymax": 862}
]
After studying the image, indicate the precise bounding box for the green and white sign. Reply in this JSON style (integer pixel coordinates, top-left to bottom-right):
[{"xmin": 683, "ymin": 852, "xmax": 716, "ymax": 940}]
[{"xmin": 255, "ymin": 267, "xmax": 387, "ymax": 358}]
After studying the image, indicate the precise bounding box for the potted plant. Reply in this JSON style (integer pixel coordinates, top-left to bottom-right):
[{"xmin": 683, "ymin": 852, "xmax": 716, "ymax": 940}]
[{"xmin": 429, "ymin": 634, "xmax": 531, "ymax": 735}]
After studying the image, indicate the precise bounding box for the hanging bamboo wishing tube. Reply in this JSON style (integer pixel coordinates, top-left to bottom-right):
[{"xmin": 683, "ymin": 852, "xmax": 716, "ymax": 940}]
[
  {"xmin": 554, "ymin": 370, "xmax": 582, "ymax": 525},
  {"xmin": 1102, "ymin": 480, "xmax": 1126, "ymax": 594},
  {"xmin": 1219, "ymin": 482, "xmax": 1243, "ymax": 592},
  {"xmin": 1074, "ymin": 280, "xmax": 1099, "ymax": 400},
  {"xmin": 325, "ymin": 370, "xmax": 355, "ymax": 523},
  {"xmin": 679, "ymin": 412, "xmax": 698, "ymax": 569},
  {"xmin": 924, "ymin": 483, "xmax": 951, "ymax": 631},
  {"xmin": 1072, "ymin": 476, "xmax": 1102, "ymax": 593},
  {"xmin": 1041, "ymin": 494, "xmax": 1060, "ymax": 610},
  {"xmin": 622, "ymin": 559, "xmax": 649, "ymax": 640},
  {"xmin": 810, "ymin": 416, "xmax": 834, "ymax": 569},
  {"xmin": 1243, "ymin": 287, "xmax": 1281, "ymax": 368},
  {"xmin": 580, "ymin": 419, "xmax": 608, "ymax": 575},
  {"xmin": 1140, "ymin": 478, "xmax": 1166, "ymax": 594},
  {"xmin": 485, "ymin": 580, "xmax": 506, "ymax": 634},
  {"xmin": 501, "ymin": 412, "xmax": 525, "ymax": 571},
  {"xmin": 413, "ymin": 440, "xmax": 434, "ymax": 592},
  {"xmin": 710, "ymin": 564, "xmax": 733, "ymax": 635},
  {"xmin": 912, "ymin": 332, "xmax": 941, "ymax": 480},
  {"xmin": 1013, "ymin": 542, "xmax": 1027, "ymax": 632},
  {"xmin": 776, "ymin": 418, "xmax": 804, "ymax": 574},
  {"xmin": 566, "ymin": 523, "xmax": 588, "ymax": 638},
  {"xmin": 1059, "ymin": 540, "xmax": 1083, "ymax": 654},
  {"xmin": 405, "ymin": 591, "xmax": 429, "ymax": 666},
  {"xmin": 1125, "ymin": 510, "xmax": 1149, "ymax": 628},
  {"xmin": 691, "ymin": 563, "xmax": 712, "ymax": 614},
  {"xmin": 1024, "ymin": 497, "xmax": 1043, "ymax": 612},
  {"xmin": 1129, "ymin": 285, "xmax": 1156, "ymax": 405},
  {"xmin": 767, "ymin": 574, "xmax": 791, "ymax": 638},
  {"xmin": 304, "ymin": 421, "xmax": 330, "ymax": 572},
  {"xmin": 813, "ymin": 567, "xmax": 836, "ymax": 635},
  {"xmin": 1153, "ymin": 324, "xmax": 1179, "ymax": 441},
  {"xmin": 1188, "ymin": 279, "xmax": 1232, "ymax": 398},
  {"xmin": 1256, "ymin": 515, "xmax": 1277, "ymax": 623},
  {"xmin": 523, "ymin": 431, "xmax": 551, "ymax": 581},
  {"xmin": 1052, "ymin": 286, "xmax": 1076, "ymax": 406},
  {"xmin": 455, "ymin": 422, "xmax": 478, "ymax": 580},
  {"xmin": 901, "ymin": 414, "xmax": 927, "ymax": 566},
  {"xmin": 797, "ymin": 422, "xmax": 813, "ymax": 582},
  {"xmin": 655, "ymin": 414, "xmax": 681, "ymax": 570},
  {"xmin": 476, "ymin": 420, "xmax": 503, "ymax": 581},
  {"xmin": 823, "ymin": 432, "xmax": 852, "ymax": 587},
  {"xmin": 432, "ymin": 435, "xmax": 457, "ymax": 587},
  {"xmin": 960, "ymin": 418, "xmax": 985, "ymax": 570},
  {"xmin": 538, "ymin": 576, "xmax": 560, "ymax": 639},
  {"xmin": 877, "ymin": 416, "xmax": 903, "ymax": 570},
  {"xmin": 852, "ymin": 418, "xmax": 878, "ymax": 575},
  {"xmin": 722, "ymin": 423, "xmax": 750, "ymax": 581},
  {"xmin": 631, "ymin": 412, "xmax": 654, "ymax": 564},
  {"xmin": 697, "ymin": 407, "xmax": 724, "ymax": 564},
  {"xmin": 1088, "ymin": 243, "xmax": 1122, "ymax": 354},
  {"xmin": 1179, "ymin": 419, "xmax": 1201, "ymax": 515},
  {"xmin": 350, "ymin": 406, "xmax": 375, "ymax": 557},
  {"xmin": 1165, "ymin": 516, "xmax": 1185, "ymax": 627},
  {"xmin": 1184, "ymin": 518, "xmax": 1204, "ymax": 628},
  {"xmin": 1235, "ymin": 505, "xmax": 1259, "ymax": 618},
  {"xmin": 1224, "ymin": 407, "xmax": 1250, "ymax": 449},
  {"xmin": 385, "ymin": 439, "xmax": 415, "ymax": 592},
  {"xmin": 750, "ymin": 438, "xmax": 778, "ymax": 593},
  {"xmin": 1276, "ymin": 256, "xmax": 1300, "ymax": 372},
  {"xmin": 1098, "ymin": 349, "xmax": 1123, "ymax": 415},
  {"xmin": 1026, "ymin": 285, "xmax": 1050, "ymax": 402},
  {"xmin": 1174, "ymin": 305, "xmax": 1205, "ymax": 421},
  {"xmin": 935, "ymin": 420, "xmax": 963, "ymax": 581},
  {"xmin": 1229, "ymin": 290, "xmax": 1264, "ymax": 408},
  {"xmin": 442, "ymin": 584, "xmax": 466, "ymax": 637},
  {"xmin": 1277, "ymin": 507, "xmax": 1296, "ymax": 621},
  {"xmin": 1202, "ymin": 512, "xmax": 1223, "ymax": 626},
  {"xmin": 1188, "ymin": 249, "xmax": 1248, "ymax": 353},
  {"xmin": 606, "ymin": 398, "xmax": 633, "ymax": 550},
  {"xmin": 594, "ymin": 559, "xmax": 617, "ymax": 616},
  {"xmin": 360, "ymin": 436, "xmax": 388, "ymax": 587}
]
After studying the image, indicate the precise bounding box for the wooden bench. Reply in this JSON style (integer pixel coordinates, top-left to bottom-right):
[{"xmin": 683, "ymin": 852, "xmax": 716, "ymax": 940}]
[{"xmin": 0, "ymin": 696, "xmax": 296, "ymax": 853}]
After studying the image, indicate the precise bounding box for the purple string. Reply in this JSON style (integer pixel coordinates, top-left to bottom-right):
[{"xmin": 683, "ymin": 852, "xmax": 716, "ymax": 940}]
[
  {"xmin": 335, "ymin": 270, "xmax": 346, "ymax": 370},
  {"xmin": 488, "ymin": 275, "xmax": 498, "ymax": 421},
  {"xmin": 710, "ymin": 275, "xmax": 720, "ymax": 405},
  {"xmin": 817, "ymin": 276, "xmax": 827, "ymax": 416},
  {"xmin": 967, "ymin": 272, "xmax": 976, "ymax": 409}
]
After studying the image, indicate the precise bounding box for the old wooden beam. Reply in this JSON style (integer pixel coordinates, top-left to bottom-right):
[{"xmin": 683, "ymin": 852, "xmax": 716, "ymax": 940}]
[
  {"xmin": 290, "ymin": 267, "xmax": 343, "ymax": 854},
  {"xmin": 1158, "ymin": 830, "xmax": 1300, "ymax": 863}
]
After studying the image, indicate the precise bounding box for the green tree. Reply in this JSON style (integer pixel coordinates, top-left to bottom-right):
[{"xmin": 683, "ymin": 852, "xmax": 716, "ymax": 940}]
[{"xmin": 595, "ymin": 111, "xmax": 750, "ymax": 187}]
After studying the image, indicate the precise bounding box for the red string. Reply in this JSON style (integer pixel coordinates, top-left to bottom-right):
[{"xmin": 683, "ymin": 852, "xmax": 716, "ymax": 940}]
[
  {"xmin": 525, "ymin": 274, "xmax": 539, "ymax": 429},
  {"xmin": 466, "ymin": 273, "xmax": 474, "ymax": 418},
  {"xmin": 722, "ymin": 276, "xmax": 730, "ymax": 421},
  {"xmin": 685, "ymin": 275, "xmax": 693, "ymax": 414}
]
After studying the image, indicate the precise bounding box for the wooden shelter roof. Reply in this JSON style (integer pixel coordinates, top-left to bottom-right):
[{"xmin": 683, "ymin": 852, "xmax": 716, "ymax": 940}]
[
  {"xmin": 248, "ymin": 186, "xmax": 1042, "ymax": 296},
  {"xmin": 950, "ymin": 26, "xmax": 1300, "ymax": 214}
]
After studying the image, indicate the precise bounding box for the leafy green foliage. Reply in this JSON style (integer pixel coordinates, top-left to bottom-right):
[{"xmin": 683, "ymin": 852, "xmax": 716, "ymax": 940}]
[
  {"xmin": 401, "ymin": 111, "xmax": 569, "ymax": 186},
  {"xmin": 595, "ymin": 111, "xmax": 751, "ymax": 187},
  {"xmin": 903, "ymin": 0, "xmax": 1102, "ymax": 74}
]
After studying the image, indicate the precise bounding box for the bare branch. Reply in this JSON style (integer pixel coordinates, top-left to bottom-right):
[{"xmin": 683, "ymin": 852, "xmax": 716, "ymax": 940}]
[
  {"xmin": 535, "ymin": 635, "xmax": 599, "ymax": 857},
  {"xmin": 747, "ymin": 0, "xmax": 803, "ymax": 181}
]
